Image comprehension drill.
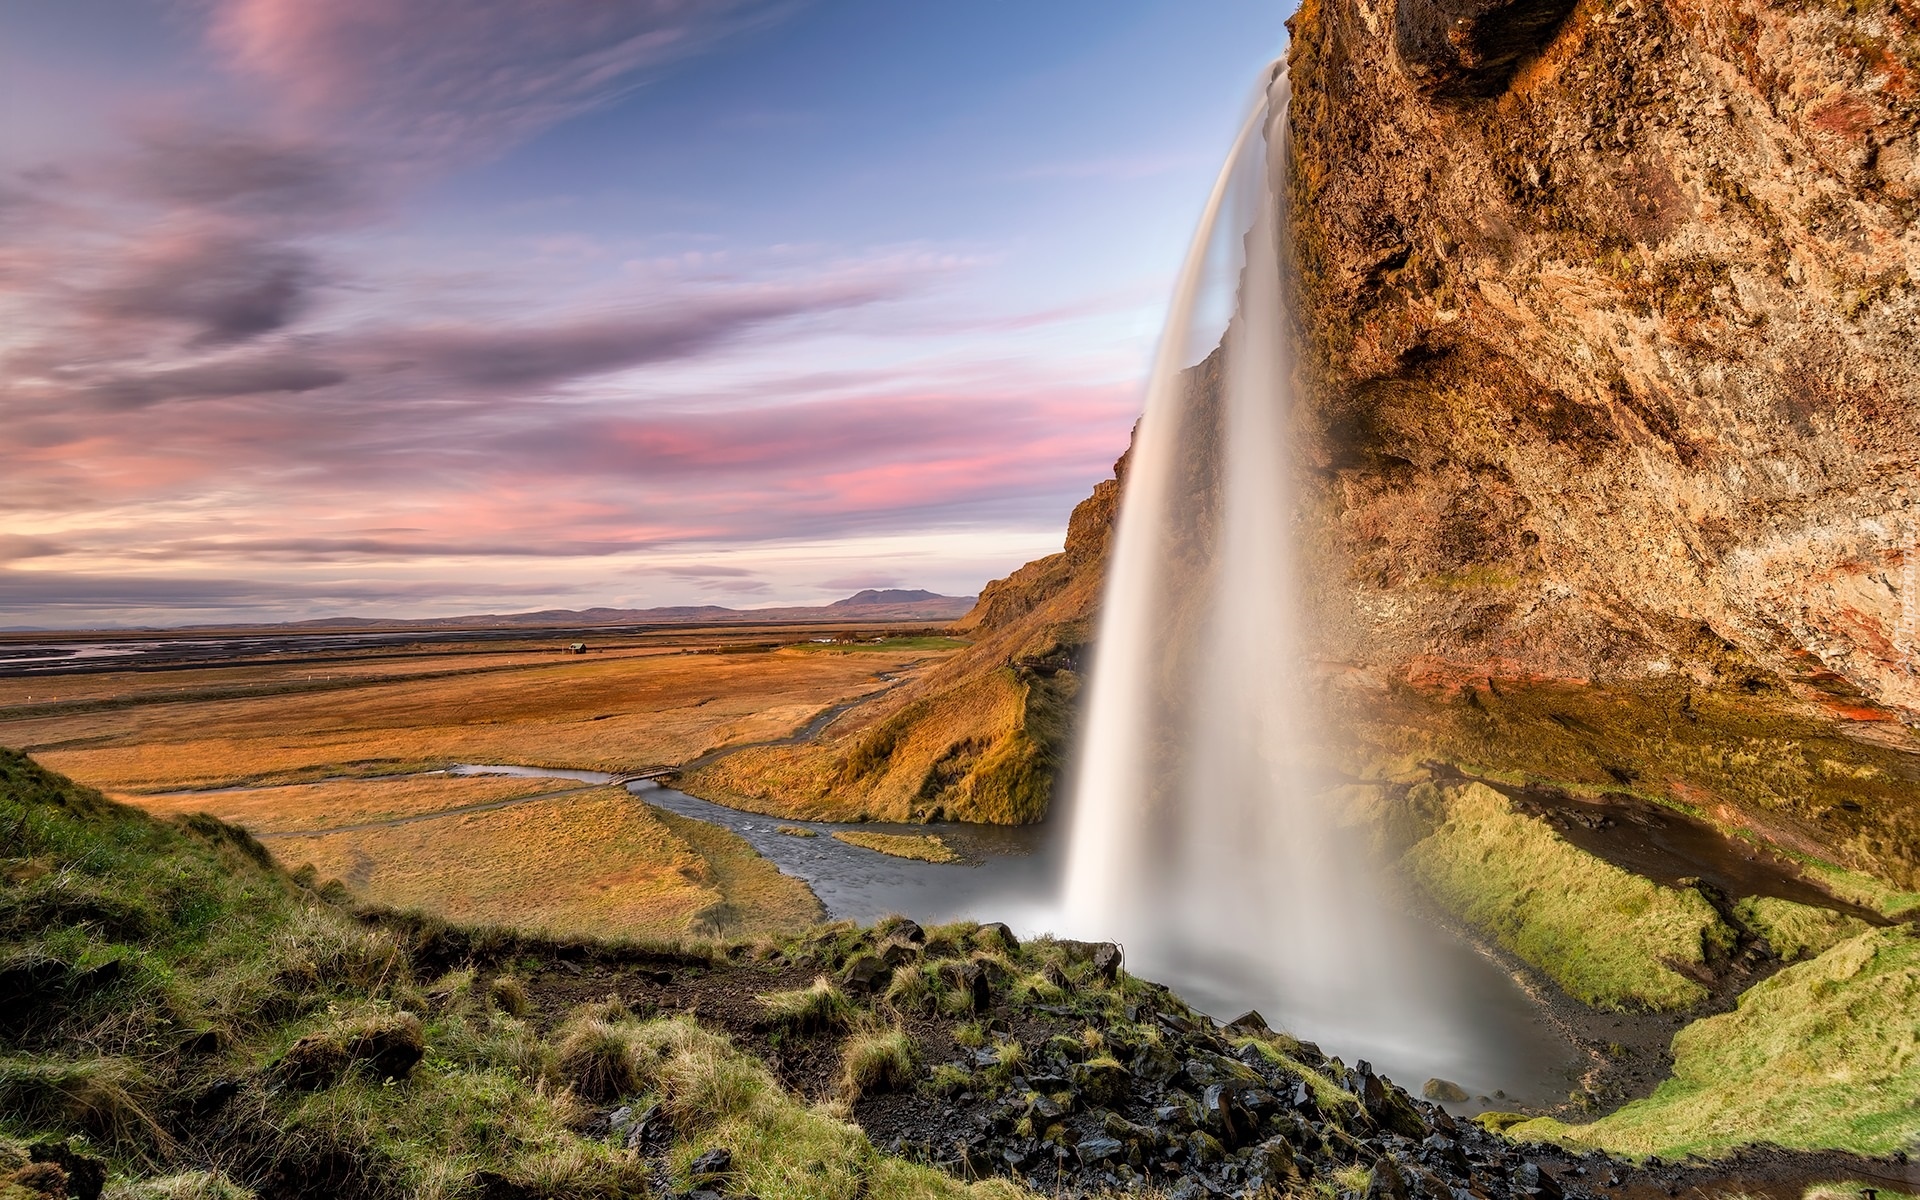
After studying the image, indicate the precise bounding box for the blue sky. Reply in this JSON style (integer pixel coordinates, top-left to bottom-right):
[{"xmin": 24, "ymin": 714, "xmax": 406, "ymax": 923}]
[{"xmin": 0, "ymin": 0, "xmax": 1288, "ymax": 626}]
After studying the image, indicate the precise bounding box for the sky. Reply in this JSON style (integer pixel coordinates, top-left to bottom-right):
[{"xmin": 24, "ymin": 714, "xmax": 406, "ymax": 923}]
[{"xmin": 0, "ymin": 0, "xmax": 1289, "ymax": 628}]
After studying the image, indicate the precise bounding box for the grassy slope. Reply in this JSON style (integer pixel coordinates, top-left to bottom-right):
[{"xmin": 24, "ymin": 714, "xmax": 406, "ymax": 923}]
[
  {"xmin": 681, "ymin": 468, "xmax": 1117, "ymax": 827},
  {"xmin": 1403, "ymin": 783, "xmax": 1729, "ymax": 1010},
  {"xmin": 0, "ymin": 748, "xmax": 1015, "ymax": 1200},
  {"xmin": 1511, "ymin": 925, "xmax": 1920, "ymax": 1157}
]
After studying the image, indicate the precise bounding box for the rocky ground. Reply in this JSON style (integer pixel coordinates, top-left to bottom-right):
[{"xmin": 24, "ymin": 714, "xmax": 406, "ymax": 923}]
[{"xmin": 451, "ymin": 916, "xmax": 1911, "ymax": 1200}]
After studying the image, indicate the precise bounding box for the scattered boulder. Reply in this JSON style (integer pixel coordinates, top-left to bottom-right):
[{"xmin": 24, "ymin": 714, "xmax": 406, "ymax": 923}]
[
  {"xmin": 1422, "ymin": 1077, "xmax": 1470, "ymax": 1103},
  {"xmin": 840, "ymin": 953, "xmax": 893, "ymax": 994},
  {"xmin": 1223, "ymin": 1010, "xmax": 1270, "ymax": 1036},
  {"xmin": 1071, "ymin": 1056, "xmax": 1131, "ymax": 1107},
  {"xmin": 976, "ymin": 922, "xmax": 1019, "ymax": 952},
  {"xmin": 1090, "ymin": 943, "xmax": 1123, "ymax": 982},
  {"xmin": 688, "ymin": 1147, "xmax": 733, "ymax": 1184}
]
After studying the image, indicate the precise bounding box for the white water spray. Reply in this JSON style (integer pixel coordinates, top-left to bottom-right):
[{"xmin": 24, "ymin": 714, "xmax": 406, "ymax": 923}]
[{"xmin": 1062, "ymin": 67, "xmax": 1470, "ymax": 1068}]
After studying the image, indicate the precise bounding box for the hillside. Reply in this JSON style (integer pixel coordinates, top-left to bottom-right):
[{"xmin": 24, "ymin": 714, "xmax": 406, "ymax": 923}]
[{"xmin": 680, "ymin": 446, "xmax": 1126, "ymax": 824}]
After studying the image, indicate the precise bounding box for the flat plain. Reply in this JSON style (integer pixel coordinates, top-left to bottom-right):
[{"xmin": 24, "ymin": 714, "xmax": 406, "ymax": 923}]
[{"xmin": 0, "ymin": 625, "xmax": 962, "ymax": 940}]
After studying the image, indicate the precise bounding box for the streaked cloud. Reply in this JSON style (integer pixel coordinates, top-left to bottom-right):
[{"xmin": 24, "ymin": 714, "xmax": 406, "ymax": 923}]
[{"xmin": 209, "ymin": 0, "xmax": 797, "ymax": 157}]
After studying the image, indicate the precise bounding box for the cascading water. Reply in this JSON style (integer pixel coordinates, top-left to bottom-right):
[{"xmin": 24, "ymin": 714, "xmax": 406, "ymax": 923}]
[{"xmin": 1061, "ymin": 65, "xmax": 1487, "ymax": 1081}]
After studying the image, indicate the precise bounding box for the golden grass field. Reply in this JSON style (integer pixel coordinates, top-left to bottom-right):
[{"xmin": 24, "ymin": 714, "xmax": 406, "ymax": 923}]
[
  {"xmin": 10, "ymin": 642, "xmax": 941, "ymax": 792},
  {"xmin": 0, "ymin": 630, "xmax": 961, "ymax": 940}
]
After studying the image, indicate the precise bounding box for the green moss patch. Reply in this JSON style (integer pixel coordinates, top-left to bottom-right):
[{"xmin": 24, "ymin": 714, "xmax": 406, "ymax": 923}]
[
  {"xmin": 1509, "ymin": 927, "xmax": 1920, "ymax": 1158},
  {"xmin": 1733, "ymin": 896, "xmax": 1870, "ymax": 962},
  {"xmin": 1403, "ymin": 783, "xmax": 1730, "ymax": 1010}
]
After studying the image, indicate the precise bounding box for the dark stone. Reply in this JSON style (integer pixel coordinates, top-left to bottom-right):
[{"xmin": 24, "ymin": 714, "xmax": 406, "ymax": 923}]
[
  {"xmin": 961, "ymin": 963, "xmax": 991, "ymax": 1014},
  {"xmin": 1185, "ymin": 1130, "xmax": 1226, "ymax": 1167},
  {"xmin": 1513, "ymin": 1161, "xmax": 1564, "ymax": 1199},
  {"xmin": 625, "ymin": 1101, "xmax": 665, "ymax": 1149},
  {"xmin": 689, "ymin": 1147, "xmax": 733, "ymax": 1182},
  {"xmin": 1077, "ymin": 1135, "xmax": 1125, "ymax": 1165},
  {"xmin": 840, "ymin": 953, "xmax": 893, "ymax": 994},
  {"xmin": 28, "ymin": 1141, "xmax": 105, "ymax": 1200},
  {"xmin": 1223, "ymin": 1010, "xmax": 1270, "ymax": 1036},
  {"xmin": 1091, "ymin": 942, "xmax": 1123, "ymax": 981},
  {"xmin": 1355, "ymin": 1061, "xmax": 1428, "ymax": 1140},
  {"xmin": 1072, "ymin": 1057, "xmax": 1131, "ymax": 1107},
  {"xmin": 1254, "ymin": 1136, "xmax": 1302, "ymax": 1182},
  {"xmin": 1201, "ymin": 1082, "xmax": 1251, "ymax": 1149},
  {"xmin": 1425, "ymin": 1134, "xmax": 1472, "ymax": 1174},
  {"xmin": 1289, "ymin": 1079, "xmax": 1317, "ymax": 1112},
  {"xmin": 976, "ymin": 921, "xmax": 1017, "ymax": 951},
  {"xmin": 1367, "ymin": 1154, "xmax": 1414, "ymax": 1200},
  {"xmin": 1133, "ymin": 1043, "xmax": 1180, "ymax": 1084},
  {"xmin": 893, "ymin": 919, "xmax": 926, "ymax": 944},
  {"xmin": 878, "ymin": 939, "xmax": 919, "ymax": 968},
  {"xmin": 1393, "ymin": 0, "xmax": 1579, "ymax": 101}
]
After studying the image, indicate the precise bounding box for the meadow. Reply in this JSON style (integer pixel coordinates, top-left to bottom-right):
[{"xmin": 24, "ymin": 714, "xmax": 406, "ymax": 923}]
[{"xmin": 0, "ymin": 627, "xmax": 962, "ymax": 941}]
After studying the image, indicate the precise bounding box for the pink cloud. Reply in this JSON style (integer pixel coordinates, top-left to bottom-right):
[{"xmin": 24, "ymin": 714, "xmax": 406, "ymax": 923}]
[{"xmin": 210, "ymin": 0, "xmax": 793, "ymax": 155}]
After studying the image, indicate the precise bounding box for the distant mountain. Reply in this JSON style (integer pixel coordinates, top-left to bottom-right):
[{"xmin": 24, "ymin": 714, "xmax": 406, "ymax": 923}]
[
  {"xmin": 826, "ymin": 589, "xmax": 946, "ymax": 608},
  {"xmin": 230, "ymin": 590, "xmax": 977, "ymax": 633}
]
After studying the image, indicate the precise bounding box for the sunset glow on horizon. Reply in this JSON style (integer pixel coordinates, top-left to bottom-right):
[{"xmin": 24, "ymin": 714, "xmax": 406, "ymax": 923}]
[{"xmin": 1, "ymin": 0, "xmax": 1285, "ymax": 628}]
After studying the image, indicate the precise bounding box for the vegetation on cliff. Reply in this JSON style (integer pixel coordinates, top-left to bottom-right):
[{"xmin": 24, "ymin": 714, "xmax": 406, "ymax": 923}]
[
  {"xmin": 1402, "ymin": 783, "xmax": 1729, "ymax": 1010},
  {"xmin": 1511, "ymin": 925, "xmax": 1920, "ymax": 1157}
]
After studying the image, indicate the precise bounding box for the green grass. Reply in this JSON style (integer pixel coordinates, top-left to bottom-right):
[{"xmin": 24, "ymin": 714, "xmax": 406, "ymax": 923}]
[
  {"xmin": 1509, "ymin": 926, "xmax": 1920, "ymax": 1158},
  {"xmin": 1733, "ymin": 896, "xmax": 1869, "ymax": 961},
  {"xmin": 1403, "ymin": 783, "xmax": 1730, "ymax": 1010},
  {"xmin": 0, "ymin": 747, "xmax": 1027, "ymax": 1199},
  {"xmin": 1794, "ymin": 856, "xmax": 1920, "ymax": 918},
  {"xmin": 830, "ymin": 830, "xmax": 960, "ymax": 863}
]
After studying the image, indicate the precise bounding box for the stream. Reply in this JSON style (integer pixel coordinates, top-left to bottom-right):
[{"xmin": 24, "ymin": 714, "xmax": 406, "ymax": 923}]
[{"xmin": 448, "ymin": 763, "xmax": 1585, "ymax": 1112}]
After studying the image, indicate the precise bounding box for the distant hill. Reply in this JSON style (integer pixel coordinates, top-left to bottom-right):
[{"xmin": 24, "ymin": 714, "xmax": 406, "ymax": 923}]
[{"xmin": 251, "ymin": 589, "xmax": 978, "ymax": 632}]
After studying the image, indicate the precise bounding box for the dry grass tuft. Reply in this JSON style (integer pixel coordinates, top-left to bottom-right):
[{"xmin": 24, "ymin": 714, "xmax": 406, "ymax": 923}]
[
  {"xmin": 554, "ymin": 1016, "xmax": 647, "ymax": 1102},
  {"xmin": 837, "ymin": 1027, "xmax": 915, "ymax": 1099},
  {"xmin": 830, "ymin": 830, "xmax": 960, "ymax": 863},
  {"xmin": 488, "ymin": 973, "xmax": 531, "ymax": 1016},
  {"xmin": 757, "ymin": 976, "xmax": 855, "ymax": 1034}
]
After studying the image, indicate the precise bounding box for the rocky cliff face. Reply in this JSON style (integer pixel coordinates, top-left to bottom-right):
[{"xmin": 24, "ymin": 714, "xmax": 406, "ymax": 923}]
[{"xmin": 1287, "ymin": 0, "xmax": 1920, "ymax": 884}]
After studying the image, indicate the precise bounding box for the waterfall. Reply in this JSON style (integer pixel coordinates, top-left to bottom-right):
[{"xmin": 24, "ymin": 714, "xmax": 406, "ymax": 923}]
[{"xmin": 1061, "ymin": 66, "xmax": 1463, "ymax": 1067}]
